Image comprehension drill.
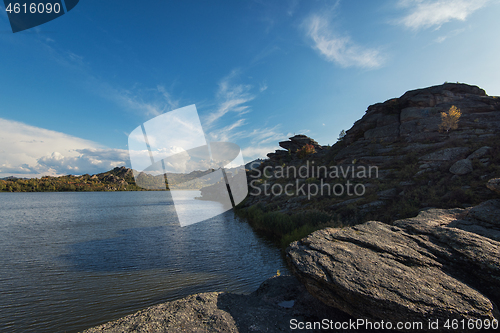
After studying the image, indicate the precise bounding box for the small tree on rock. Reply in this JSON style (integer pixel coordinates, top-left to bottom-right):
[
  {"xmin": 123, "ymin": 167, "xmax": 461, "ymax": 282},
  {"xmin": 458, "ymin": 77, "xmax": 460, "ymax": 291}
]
[
  {"xmin": 297, "ymin": 144, "xmax": 316, "ymax": 159},
  {"xmin": 439, "ymin": 105, "xmax": 461, "ymax": 133},
  {"xmin": 338, "ymin": 129, "xmax": 346, "ymax": 142}
]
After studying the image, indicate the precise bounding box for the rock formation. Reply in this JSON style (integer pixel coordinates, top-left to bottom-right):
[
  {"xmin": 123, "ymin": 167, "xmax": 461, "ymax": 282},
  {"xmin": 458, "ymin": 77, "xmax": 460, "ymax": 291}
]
[
  {"xmin": 239, "ymin": 83, "xmax": 500, "ymax": 222},
  {"xmin": 286, "ymin": 200, "xmax": 500, "ymax": 330},
  {"xmin": 267, "ymin": 134, "xmax": 325, "ymax": 161},
  {"xmin": 335, "ymin": 83, "xmax": 499, "ymax": 167}
]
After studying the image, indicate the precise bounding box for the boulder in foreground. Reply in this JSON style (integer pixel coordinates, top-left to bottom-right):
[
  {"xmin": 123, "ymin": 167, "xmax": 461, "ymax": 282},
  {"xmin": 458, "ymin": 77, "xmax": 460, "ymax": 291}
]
[{"xmin": 286, "ymin": 201, "xmax": 500, "ymax": 331}]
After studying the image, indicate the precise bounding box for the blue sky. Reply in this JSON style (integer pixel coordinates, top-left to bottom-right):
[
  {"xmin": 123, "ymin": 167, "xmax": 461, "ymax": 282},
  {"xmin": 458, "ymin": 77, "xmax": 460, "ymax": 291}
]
[{"xmin": 1, "ymin": 0, "xmax": 500, "ymax": 177}]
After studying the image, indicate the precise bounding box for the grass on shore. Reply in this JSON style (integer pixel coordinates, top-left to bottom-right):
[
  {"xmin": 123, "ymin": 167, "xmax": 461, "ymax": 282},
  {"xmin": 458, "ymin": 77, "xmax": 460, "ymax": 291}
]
[{"xmin": 235, "ymin": 204, "xmax": 347, "ymax": 249}]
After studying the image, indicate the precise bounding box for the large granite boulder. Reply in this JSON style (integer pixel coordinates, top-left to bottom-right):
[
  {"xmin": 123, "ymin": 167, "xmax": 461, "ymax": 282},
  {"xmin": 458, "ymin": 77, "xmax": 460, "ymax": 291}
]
[{"xmin": 287, "ymin": 202, "xmax": 500, "ymax": 331}]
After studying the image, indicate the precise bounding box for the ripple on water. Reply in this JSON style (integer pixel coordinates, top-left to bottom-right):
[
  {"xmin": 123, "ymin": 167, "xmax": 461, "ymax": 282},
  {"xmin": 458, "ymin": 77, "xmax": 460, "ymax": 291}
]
[{"xmin": 0, "ymin": 191, "xmax": 289, "ymax": 333}]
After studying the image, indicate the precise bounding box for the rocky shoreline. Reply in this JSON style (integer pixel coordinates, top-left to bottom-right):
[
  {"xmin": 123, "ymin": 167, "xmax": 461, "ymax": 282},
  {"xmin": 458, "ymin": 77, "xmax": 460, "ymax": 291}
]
[
  {"xmin": 81, "ymin": 274, "xmax": 357, "ymax": 333},
  {"xmin": 81, "ymin": 199, "xmax": 499, "ymax": 333}
]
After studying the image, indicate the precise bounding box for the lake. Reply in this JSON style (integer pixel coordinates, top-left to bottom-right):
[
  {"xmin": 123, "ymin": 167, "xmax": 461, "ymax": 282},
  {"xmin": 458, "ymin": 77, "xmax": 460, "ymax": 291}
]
[{"xmin": 0, "ymin": 191, "xmax": 289, "ymax": 333}]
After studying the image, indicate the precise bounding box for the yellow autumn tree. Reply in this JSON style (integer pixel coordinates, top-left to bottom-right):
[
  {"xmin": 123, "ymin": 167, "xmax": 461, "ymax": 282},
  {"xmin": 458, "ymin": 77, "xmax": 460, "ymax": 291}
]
[
  {"xmin": 439, "ymin": 105, "xmax": 461, "ymax": 133},
  {"xmin": 297, "ymin": 144, "xmax": 316, "ymax": 159}
]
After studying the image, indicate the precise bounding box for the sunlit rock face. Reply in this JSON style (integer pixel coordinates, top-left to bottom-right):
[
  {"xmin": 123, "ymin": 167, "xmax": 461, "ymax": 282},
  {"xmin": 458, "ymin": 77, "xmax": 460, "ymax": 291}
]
[{"xmin": 287, "ymin": 202, "xmax": 500, "ymax": 328}]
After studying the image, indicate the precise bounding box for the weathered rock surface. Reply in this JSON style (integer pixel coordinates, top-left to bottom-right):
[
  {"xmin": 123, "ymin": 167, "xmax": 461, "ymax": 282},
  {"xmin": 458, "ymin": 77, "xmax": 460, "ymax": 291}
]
[
  {"xmin": 449, "ymin": 158, "xmax": 473, "ymax": 175},
  {"xmin": 467, "ymin": 146, "xmax": 491, "ymax": 160},
  {"xmin": 337, "ymin": 83, "xmax": 500, "ymax": 166},
  {"xmin": 420, "ymin": 147, "xmax": 471, "ymax": 163},
  {"xmin": 487, "ymin": 178, "xmax": 500, "ymax": 195},
  {"xmin": 286, "ymin": 202, "xmax": 500, "ymax": 331},
  {"xmin": 81, "ymin": 275, "xmax": 353, "ymax": 333},
  {"xmin": 451, "ymin": 200, "xmax": 500, "ymax": 242},
  {"xmin": 377, "ymin": 188, "xmax": 398, "ymax": 200},
  {"xmin": 279, "ymin": 134, "xmax": 322, "ymax": 152},
  {"xmin": 267, "ymin": 134, "xmax": 324, "ymax": 161}
]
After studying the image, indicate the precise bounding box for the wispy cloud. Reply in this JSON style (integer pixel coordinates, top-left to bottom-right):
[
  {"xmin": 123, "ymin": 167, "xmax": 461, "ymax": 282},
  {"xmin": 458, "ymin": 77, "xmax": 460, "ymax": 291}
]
[
  {"xmin": 239, "ymin": 125, "xmax": 293, "ymax": 162},
  {"xmin": 199, "ymin": 69, "xmax": 290, "ymax": 161},
  {"xmin": 244, "ymin": 125, "xmax": 289, "ymax": 145},
  {"xmin": 434, "ymin": 27, "xmax": 466, "ymax": 43},
  {"xmin": 396, "ymin": 0, "xmax": 491, "ymax": 30},
  {"xmin": 103, "ymin": 83, "xmax": 180, "ymax": 118},
  {"xmin": 204, "ymin": 69, "xmax": 256, "ymax": 128},
  {"xmin": 208, "ymin": 119, "xmax": 247, "ymax": 142},
  {"xmin": 304, "ymin": 15, "xmax": 383, "ymax": 68},
  {"xmin": 240, "ymin": 128, "xmax": 292, "ymax": 162},
  {"xmin": 157, "ymin": 85, "xmax": 181, "ymax": 110},
  {"xmin": 251, "ymin": 45, "xmax": 281, "ymax": 64},
  {"xmin": 287, "ymin": 0, "xmax": 300, "ymax": 16}
]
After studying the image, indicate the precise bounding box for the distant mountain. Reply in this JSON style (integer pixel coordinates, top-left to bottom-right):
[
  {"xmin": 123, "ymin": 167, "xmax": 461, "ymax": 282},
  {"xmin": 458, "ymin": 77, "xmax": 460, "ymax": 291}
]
[{"xmin": 0, "ymin": 176, "xmax": 27, "ymax": 181}]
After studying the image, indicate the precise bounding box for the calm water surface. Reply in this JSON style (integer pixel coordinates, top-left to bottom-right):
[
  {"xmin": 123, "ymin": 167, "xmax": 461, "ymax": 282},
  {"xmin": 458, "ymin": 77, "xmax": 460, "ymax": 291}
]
[{"xmin": 0, "ymin": 191, "xmax": 289, "ymax": 333}]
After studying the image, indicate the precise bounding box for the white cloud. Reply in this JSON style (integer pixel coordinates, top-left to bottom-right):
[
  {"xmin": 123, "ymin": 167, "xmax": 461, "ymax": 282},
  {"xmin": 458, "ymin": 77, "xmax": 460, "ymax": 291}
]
[
  {"xmin": 37, "ymin": 148, "xmax": 129, "ymax": 175},
  {"xmin": 304, "ymin": 15, "xmax": 383, "ymax": 68},
  {"xmin": 0, "ymin": 118, "xmax": 128, "ymax": 178},
  {"xmin": 396, "ymin": 0, "xmax": 491, "ymax": 30},
  {"xmin": 242, "ymin": 146, "xmax": 277, "ymax": 162},
  {"xmin": 204, "ymin": 69, "xmax": 256, "ymax": 128}
]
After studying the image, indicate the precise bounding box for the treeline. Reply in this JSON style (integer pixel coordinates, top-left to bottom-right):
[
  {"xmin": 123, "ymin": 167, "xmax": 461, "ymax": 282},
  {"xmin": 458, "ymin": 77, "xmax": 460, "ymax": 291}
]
[
  {"xmin": 0, "ymin": 174, "xmax": 143, "ymax": 192},
  {"xmin": 0, "ymin": 166, "xmax": 217, "ymax": 192}
]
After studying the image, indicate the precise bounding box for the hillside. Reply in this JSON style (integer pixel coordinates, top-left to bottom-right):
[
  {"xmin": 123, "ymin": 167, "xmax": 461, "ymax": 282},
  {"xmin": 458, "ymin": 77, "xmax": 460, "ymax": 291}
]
[
  {"xmin": 0, "ymin": 166, "xmax": 218, "ymax": 192},
  {"xmin": 235, "ymin": 83, "xmax": 500, "ymax": 247}
]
